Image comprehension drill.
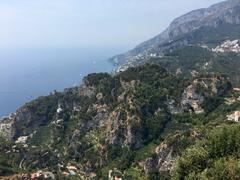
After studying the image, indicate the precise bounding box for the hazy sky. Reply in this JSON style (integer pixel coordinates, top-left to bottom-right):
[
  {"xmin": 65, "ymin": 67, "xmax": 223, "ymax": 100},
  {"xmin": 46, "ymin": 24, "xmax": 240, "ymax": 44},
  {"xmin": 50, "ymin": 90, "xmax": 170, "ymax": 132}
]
[{"xmin": 0, "ymin": 0, "xmax": 224, "ymax": 49}]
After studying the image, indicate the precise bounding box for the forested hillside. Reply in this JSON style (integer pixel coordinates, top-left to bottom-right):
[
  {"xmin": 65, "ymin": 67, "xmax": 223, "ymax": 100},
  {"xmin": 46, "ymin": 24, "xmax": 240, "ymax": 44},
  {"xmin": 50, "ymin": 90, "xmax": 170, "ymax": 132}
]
[{"xmin": 1, "ymin": 63, "xmax": 240, "ymax": 179}]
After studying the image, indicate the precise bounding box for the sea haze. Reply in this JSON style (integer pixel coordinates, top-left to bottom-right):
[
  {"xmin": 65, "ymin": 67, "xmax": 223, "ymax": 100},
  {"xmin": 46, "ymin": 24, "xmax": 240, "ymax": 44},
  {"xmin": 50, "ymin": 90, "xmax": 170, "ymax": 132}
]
[{"xmin": 0, "ymin": 48, "xmax": 119, "ymax": 117}]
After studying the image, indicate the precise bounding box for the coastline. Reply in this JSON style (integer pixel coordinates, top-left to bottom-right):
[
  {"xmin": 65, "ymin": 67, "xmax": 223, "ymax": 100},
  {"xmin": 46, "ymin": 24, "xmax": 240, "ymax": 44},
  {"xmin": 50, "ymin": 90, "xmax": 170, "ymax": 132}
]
[{"xmin": 0, "ymin": 49, "xmax": 116, "ymax": 117}]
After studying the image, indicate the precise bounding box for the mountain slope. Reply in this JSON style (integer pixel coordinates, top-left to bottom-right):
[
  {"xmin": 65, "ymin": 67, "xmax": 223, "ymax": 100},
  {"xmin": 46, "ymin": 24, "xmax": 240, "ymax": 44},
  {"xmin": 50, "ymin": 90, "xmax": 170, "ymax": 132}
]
[
  {"xmin": 1, "ymin": 1, "xmax": 240, "ymax": 179},
  {"xmin": 0, "ymin": 64, "xmax": 237, "ymax": 179},
  {"xmin": 110, "ymin": 0, "xmax": 240, "ymax": 71},
  {"xmin": 150, "ymin": 44, "xmax": 240, "ymax": 86}
]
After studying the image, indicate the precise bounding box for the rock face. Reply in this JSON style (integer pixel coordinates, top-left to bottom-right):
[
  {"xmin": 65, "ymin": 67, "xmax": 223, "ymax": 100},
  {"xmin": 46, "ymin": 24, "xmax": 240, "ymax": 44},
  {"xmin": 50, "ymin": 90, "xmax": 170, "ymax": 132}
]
[
  {"xmin": 227, "ymin": 111, "xmax": 240, "ymax": 122},
  {"xmin": 106, "ymin": 108, "xmax": 142, "ymax": 149},
  {"xmin": 143, "ymin": 126, "xmax": 203, "ymax": 175},
  {"xmin": 165, "ymin": 76, "xmax": 232, "ymax": 115},
  {"xmin": 181, "ymin": 83, "xmax": 205, "ymax": 114},
  {"xmin": 0, "ymin": 118, "xmax": 14, "ymax": 140},
  {"xmin": 110, "ymin": 0, "xmax": 240, "ymax": 70},
  {"xmin": 144, "ymin": 143, "xmax": 175, "ymax": 174},
  {"xmin": 181, "ymin": 76, "xmax": 231, "ymax": 114}
]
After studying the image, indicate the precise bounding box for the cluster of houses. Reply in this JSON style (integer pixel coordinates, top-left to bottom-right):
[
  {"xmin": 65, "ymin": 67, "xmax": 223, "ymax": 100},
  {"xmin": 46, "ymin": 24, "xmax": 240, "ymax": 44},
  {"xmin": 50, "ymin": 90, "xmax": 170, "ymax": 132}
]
[{"xmin": 212, "ymin": 39, "xmax": 240, "ymax": 53}]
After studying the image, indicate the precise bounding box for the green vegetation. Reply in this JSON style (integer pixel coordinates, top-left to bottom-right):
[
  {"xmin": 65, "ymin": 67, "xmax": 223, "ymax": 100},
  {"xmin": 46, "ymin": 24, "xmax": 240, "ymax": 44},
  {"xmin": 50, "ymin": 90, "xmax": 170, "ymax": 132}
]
[
  {"xmin": 172, "ymin": 124, "xmax": 240, "ymax": 179},
  {"xmin": 151, "ymin": 45, "xmax": 240, "ymax": 86},
  {"xmin": 0, "ymin": 62, "xmax": 238, "ymax": 179},
  {"xmin": 0, "ymin": 139, "xmax": 21, "ymax": 176}
]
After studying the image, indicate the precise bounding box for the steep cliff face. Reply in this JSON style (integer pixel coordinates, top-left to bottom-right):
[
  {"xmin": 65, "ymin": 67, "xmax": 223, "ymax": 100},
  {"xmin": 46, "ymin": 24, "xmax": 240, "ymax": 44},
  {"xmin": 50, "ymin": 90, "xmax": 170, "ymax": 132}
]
[
  {"xmin": 144, "ymin": 142, "xmax": 175, "ymax": 174},
  {"xmin": 143, "ymin": 132, "xmax": 198, "ymax": 175},
  {"xmin": 110, "ymin": 0, "xmax": 240, "ymax": 71}
]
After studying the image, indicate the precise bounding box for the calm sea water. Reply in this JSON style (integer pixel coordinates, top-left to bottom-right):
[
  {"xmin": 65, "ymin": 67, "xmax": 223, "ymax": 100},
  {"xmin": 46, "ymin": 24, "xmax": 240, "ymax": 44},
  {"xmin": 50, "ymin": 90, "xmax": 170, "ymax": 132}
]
[{"xmin": 0, "ymin": 48, "xmax": 119, "ymax": 117}]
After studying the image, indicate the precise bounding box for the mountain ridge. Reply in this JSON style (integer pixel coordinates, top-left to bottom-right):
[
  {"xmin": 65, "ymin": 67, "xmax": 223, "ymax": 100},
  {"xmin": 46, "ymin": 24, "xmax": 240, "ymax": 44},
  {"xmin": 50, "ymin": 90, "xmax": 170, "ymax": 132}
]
[{"xmin": 110, "ymin": 0, "xmax": 240, "ymax": 71}]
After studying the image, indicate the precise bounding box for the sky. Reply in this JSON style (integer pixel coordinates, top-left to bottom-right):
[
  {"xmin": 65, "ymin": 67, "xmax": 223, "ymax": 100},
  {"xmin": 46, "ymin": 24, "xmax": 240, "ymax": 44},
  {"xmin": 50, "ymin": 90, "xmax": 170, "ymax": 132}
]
[{"xmin": 0, "ymin": 0, "xmax": 225, "ymax": 49}]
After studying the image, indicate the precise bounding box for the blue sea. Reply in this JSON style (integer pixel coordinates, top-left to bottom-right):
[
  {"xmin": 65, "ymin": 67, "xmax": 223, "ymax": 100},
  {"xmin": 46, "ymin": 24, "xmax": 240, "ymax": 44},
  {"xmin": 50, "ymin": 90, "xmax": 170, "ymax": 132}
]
[{"xmin": 0, "ymin": 48, "xmax": 120, "ymax": 117}]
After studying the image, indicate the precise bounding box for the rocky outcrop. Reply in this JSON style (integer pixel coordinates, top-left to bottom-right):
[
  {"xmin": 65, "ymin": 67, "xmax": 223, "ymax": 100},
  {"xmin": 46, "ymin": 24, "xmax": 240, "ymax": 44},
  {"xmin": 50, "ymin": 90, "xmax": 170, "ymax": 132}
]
[
  {"xmin": 181, "ymin": 81, "xmax": 205, "ymax": 114},
  {"xmin": 144, "ymin": 127, "xmax": 202, "ymax": 175},
  {"xmin": 165, "ymin": 76, "xmax": 231, "ymax": 115},
  {"xmin": 86, "ymin": 103, "xmax": 109, "ymax": 129},
  {"xmin": 144, "ymin": 143, "xmax": 175, "ymax": 174},
  {"xmin": 166, "ymin": 100, "xmax": 183, "ymax": 115},
  {"xmin": 78, "ymin": 85, "xmax": 96, "ymax": 97},
  {"xmin": 106, "ymin": 107, "xmax": 142, "ymax": 149},
  {"xmin": 0, "ymin": 118, "xmax": 15, "ymax": 140},
  {"xmin": 64, "ymin": 84, "xmax": 96, "ymax": 98},
  {"xmin": 227, "ymin": 111, "xmax": 240, "ymax": 122},
  {"xmin": 181, "ymin": 76, "xmax": 231, "ymax": 113}
]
